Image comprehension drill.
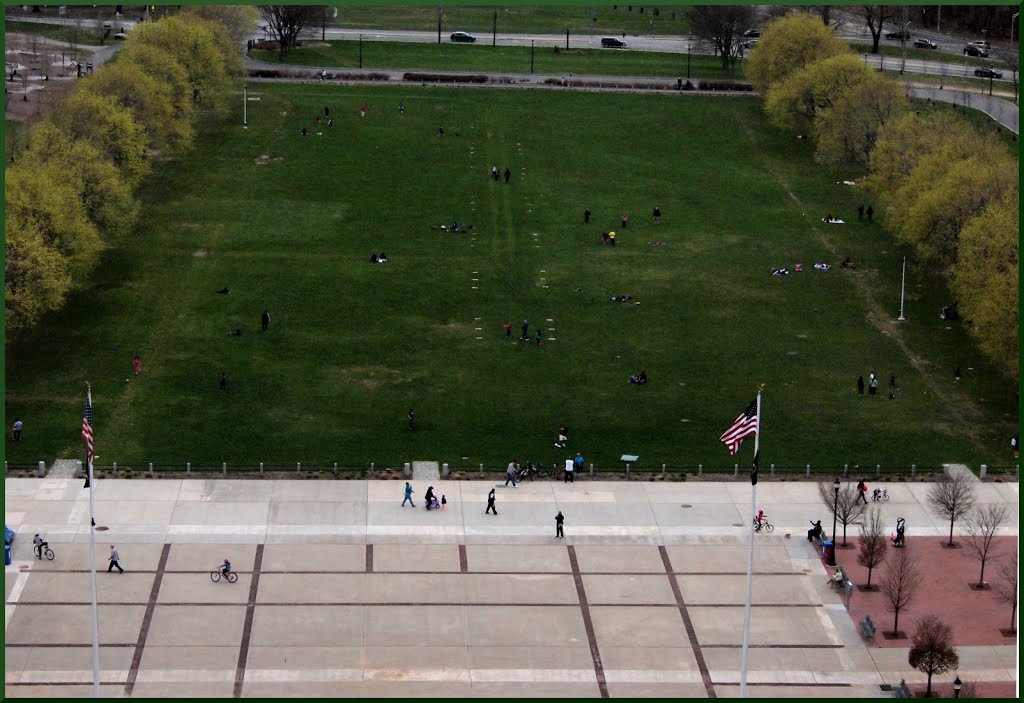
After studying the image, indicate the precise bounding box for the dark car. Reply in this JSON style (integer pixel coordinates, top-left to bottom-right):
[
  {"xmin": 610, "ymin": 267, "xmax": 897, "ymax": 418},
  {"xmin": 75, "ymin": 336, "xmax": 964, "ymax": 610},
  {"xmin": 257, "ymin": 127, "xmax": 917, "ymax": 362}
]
[
  {"xmin": 743, "ymin": 28, "xmax": 760, "ymax": 38},
  {"xmin": 450, "ymin": 31, "xmax": 476, "ymax": 43},
  {"xmin": 913, "ymin": 38, "xmax": 937, "ymax": 49},
  {"xmin": 963, "ymin": 45, "xmax": 989, "ymax": 57},
  {"xmin": 885, "ymin": 30, "xmax": 911, "ymax": 40},
  {"xmin": 741, "ymin": 39, "xmax": 758, "ymax": 51},
  {"xmin": 974, "ymin": 67, "xmax": 1003, "ymax": 79},
  {"xmin": 600, "ymin": 37, "xmax": 627, "ymax": 48}
]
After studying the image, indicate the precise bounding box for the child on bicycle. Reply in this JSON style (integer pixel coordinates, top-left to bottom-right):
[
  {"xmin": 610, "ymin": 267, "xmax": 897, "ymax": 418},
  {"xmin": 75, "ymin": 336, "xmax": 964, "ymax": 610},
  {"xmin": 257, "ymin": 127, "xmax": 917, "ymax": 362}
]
[
  {"xmin": 33, "ymin": 533, "xmax": 48, "ymax": 559},
  {"xmin": 221, "ymin": 558, "xmax": 232, "ymax": 578},
  {"xmin": 755, "ymin": 510, "xmax": 766, "ymax": 531}
]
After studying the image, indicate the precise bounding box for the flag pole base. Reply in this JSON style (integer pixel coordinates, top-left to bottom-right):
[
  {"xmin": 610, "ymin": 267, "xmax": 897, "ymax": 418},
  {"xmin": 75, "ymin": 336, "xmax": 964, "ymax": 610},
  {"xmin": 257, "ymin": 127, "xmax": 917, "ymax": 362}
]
[{"xmin": 897, "ymin": 316, "xmax": 906, "ymax": 321}]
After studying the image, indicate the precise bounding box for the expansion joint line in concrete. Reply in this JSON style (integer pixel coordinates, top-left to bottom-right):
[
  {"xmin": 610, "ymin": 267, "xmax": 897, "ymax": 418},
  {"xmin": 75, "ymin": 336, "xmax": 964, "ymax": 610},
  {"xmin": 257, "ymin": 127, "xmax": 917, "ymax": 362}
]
[
  {"xmin": 660, "ymin": 545, "xmax": 716, "ymax": 698},
  {"xmin": 567, "ymin": 545, "xmax": 609, "ymax": 699},
  {"xmin": 124, "ymin": 542, "xmax": 171, "ymax": 696},
  {"xmin": 234, "ymin": 543, "xmax": 264, "ymax": 698}
]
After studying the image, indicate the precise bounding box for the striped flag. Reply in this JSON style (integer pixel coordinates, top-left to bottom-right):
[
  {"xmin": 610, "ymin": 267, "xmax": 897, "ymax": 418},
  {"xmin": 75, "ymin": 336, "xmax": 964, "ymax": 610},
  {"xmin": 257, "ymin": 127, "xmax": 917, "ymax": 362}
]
[
  {"xmin": 82, "ymin": 387, "xmax": 94, "ymax": 488},
  {"xmin": 720, "ymin": 399, "xmax": 758, "ymax": 456}
]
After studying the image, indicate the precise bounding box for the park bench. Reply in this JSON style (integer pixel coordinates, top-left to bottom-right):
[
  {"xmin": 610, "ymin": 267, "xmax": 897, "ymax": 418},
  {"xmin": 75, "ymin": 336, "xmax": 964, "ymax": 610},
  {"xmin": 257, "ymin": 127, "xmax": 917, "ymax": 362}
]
[
  {"xmin": 894, "ymin": 679, "xmax": 912, "ymax": 698},
  {"xmin": 811, "ymin": 532, "xmax": 824, "ymax": 548},
  {"xmin": 829, "ymin": 565, "xmax": 849, "ymax": 591},
  {"xmin": 858, "ymin": 615, "xmax": 876, "ymax": 640}
]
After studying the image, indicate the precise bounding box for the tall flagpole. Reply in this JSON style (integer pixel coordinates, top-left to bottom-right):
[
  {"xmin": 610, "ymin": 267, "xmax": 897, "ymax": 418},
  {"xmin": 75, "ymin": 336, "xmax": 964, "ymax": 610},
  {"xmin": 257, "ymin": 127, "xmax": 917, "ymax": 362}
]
[
  {"xmin": 739, "ymin": 389, "xmax": 762, "ymax": 697},
  {"xmin": 85, "ymin": 384, "xmax": 101, "ymax": 697},
  {"xmin": 897, "ymin": 256, "xmax": 907, "ymax": 321}
]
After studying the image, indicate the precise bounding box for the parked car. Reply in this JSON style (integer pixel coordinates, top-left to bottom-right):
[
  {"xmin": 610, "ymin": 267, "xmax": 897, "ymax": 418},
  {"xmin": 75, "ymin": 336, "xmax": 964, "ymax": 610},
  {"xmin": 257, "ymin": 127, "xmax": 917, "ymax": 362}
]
[
  {"xmin": 968, "ymin": 40, "xmax": 991, "ymax": 50},
  {"xmin": 113, "ymin": 32, "xmax": 128, "ymax": 40},
  {"xmin": 743, "ymin": 28, "xmax": 760, "ymax": 38},
  {"xmin": 913, "ymin": 38, "xmax": 937, "ymax": 49},
  {"xmin": 600, "ymin": 37, "xmax": 627, "ymax": 48},
  {"xmin": 449, "ymin": 31, "xmax": 476, "ymax": 43},
  {"xmin": 885, "ymin": 30, "xmax": 911, "ymax": 40},
  {"xmin": 963, "ymin": 45, "xmax": 989, "ymax": 57},
  {"xmin": 741, "ymin": 39, "xmax": 758, "ymax": 50},
  {"xmin": 974, "ymin": 67, "xmax": 1003, "ymax": 79}
]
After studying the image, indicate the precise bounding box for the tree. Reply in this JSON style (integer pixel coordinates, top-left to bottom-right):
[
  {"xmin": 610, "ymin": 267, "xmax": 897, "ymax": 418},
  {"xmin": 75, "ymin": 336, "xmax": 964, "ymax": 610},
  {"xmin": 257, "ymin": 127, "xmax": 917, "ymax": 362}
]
[
  {"xmin": 862, "ymin": 5, "xmax": 899, "ymax": 54},
  {"xmin": 881, "ymin": 546, "xmax": 921, "ymax": 637},
  {"xmin": 961, "ymin": 504, "xmax": 1008, "ymax": 588},
  {"xmin": 764, "ymin": 53, "xmax": 871, "ymax": 134},
  {"xmin": 77, "ymin": 59, "xmax": 192, "ymax": 153},
  {"xmin": 856, "ymin": 506, "xmax": 887, "ymax": 590},
  {"xmin": 5, "ymin": 210, "xmax": 72, "ymax": 332},
  {"xmin": 257, "ymin": 5, "xmax": 321, "ymax": 61},
  {"xmin": 685, "ymin": 5, "xmax": 755, "ymax": 71},
  {"xmin": 50, "ymin": 91, "xmax": 149, "ymax": 188},
  {"xmin": 952, "ymin": 193, "xmax": 1019, "ymax": 378},
  {"xmin": 746, "ymin": 10, "xmax": 849, "ymax": 92},
  {"xmin": 991, "ymin": 554, "xmax": 1018, "ymax": 634},
  {"xmin": 817, "ymin": 481, "xmax": 867, "ymax": 546},
  {"xmin": 812, "ymin": 70, "xmax": 908, "ymax": 164},
  {"xmin": 117, "ymin": 43, "xmax": 196, "ymax": 125},
  {"xmin": 926, "ymin": 474, "xmax": 977, "ymax": 547},
  {"xmin": 908, "ymin": 616, "xmax": 959, "ymax": 697},
  {"xmin": 183, "ymin": 5, "xmax": 258, "ymax": 48}
]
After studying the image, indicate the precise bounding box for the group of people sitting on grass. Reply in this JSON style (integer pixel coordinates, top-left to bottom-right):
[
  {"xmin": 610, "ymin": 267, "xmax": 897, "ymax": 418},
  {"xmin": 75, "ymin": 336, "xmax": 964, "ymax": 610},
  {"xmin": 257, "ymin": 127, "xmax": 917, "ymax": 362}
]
[
  {"xmin": 369, "ymin": 252, "xmax": 389, "ymax": 263},
  {"xmin": 628, "ymin": 370, "xmax": 648, "ymax": 385},
  {"xmin": 600, "ymin": 231, "xmax": 617, "ymax": 246},
  {"xmin": 772, "ymin": 259, "xmax": 846, "ymax": 275},
  {"xmin": 821, "ymin": 214, "xmax": 844, "ymax": 224},
  {"xmin": 432, "ymin": 221, "xmax": 472, "ymax": 232}
]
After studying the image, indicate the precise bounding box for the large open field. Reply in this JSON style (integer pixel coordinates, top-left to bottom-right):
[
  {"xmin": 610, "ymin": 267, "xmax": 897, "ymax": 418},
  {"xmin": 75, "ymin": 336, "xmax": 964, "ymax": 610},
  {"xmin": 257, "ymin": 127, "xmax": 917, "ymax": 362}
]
[{"xmin": 3, "ymin": 84, "xmax": 1015, "ymax": 472}]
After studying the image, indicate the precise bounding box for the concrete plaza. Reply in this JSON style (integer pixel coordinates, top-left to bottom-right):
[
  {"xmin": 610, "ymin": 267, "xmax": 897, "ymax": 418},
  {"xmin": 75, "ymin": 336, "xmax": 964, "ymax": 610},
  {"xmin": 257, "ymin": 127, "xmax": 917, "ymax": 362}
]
[{"xmin": 4, "ymin": 477, "xmax": 1018, "ymax": 697}]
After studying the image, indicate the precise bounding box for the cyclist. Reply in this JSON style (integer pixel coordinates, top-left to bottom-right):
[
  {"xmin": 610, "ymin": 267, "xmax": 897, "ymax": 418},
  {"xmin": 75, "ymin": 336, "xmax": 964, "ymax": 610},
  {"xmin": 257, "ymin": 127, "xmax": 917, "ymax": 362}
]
[
  {"xmin": 220, "ymin": 558, "xmax": 232, "ymax": 580},
  {"xmin": 754, "ymin": 510, "xmax": 766, "ymax": 532},
  {"xmin": 33, "ymin": 533, "xmax": 49, "ymax": 559}
]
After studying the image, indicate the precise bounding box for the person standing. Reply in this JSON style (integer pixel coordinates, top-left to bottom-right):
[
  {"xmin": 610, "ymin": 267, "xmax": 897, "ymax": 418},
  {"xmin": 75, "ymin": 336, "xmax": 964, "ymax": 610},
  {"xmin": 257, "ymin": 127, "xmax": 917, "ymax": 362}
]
[
  {"xmin": 954, "ymin": 366, "xmax": 961, "ymax": 383},
  {"xmin": 653, "ymin": 206, "xmax": 661, "ymax": 224},
  {"xmin": 132, "ymin": 355, "xmax": 142, "ymax": 376},
  {"xmin": 521, "ymin": 320, "xmax": 529, "ymax": 340},
  {"xmin": 555, "ymin": 511, "xmax": 565, "ymax": 538},
  {"xmin": 504, "ymin": 168, "xmax": 511, "ymax": 184},
  {"xmin": 857, "ymin": 204, "xmax": 864, "ymax": 220},
  {"xmin": 360, "ymin": 104, "xmax": 367, "ymax": 117},
  {"xmin": 535, "ymin": 329, "xmax": 543, "ymax": 346},
  {"xmin": 503, "ymin": 321, "xmax": 512, "ymax": 339},
  {"xmin": 564, "ymin": 458, "xmax": 574, "ymax": 483},
  {"xmin": 11, "ymin": 418, "xmax": 23, "ymax": 441},
  {"xmin": 621, "ymin": 213, "xmax": 628, "ymax": 228},
  {"xmin": 505, "ymin": 460, "xmax": 518, "ymax": 487},
  {"xmin": 324, "ymin": 105, "xmax": 330, "ymax": 116},
  {"xmin": 574, "ymin": 452, "xmax": 584, "ymax": 476},
  {"xmin": 441, "ymin": 495, "xmax": 447, "ymax": 511},
  {"xmin": 868, "ymin": 372, "xmax": 878, "ymax": 397},
  {"xmin": 108, "ymin": 545, "xmax": 124, "ymax": 573},
  {"xmin": 408, "ymin": 409, "xmax": 416, "ymax": 430},
  {"xmin": 584, "ymin": 209, "xmax": 591, "ymax": 224},
  {"xmin": 261, "ymin": 309, "xmax": 271, "ymax": 331},
  {"xmin": 857, "ymin": 375, "xmax": 865, "ymax": 397},
  {"xmin": 486, "ymin": 488, "xmax": 497, "ymax": 514},
  {"xmin": 866, "ymin": 205, "xmax": 873, "ymax": 223},
  {"xmin": 219, "ymin": 372, "xmax": 228, "ymax": 391},
  {"xmin": 402, "ymin": 482, "xmax": 415, "ymax": 507},
  {"xmin": 491, "ymin": 165, "xmax": 499, "ymax": 181}
]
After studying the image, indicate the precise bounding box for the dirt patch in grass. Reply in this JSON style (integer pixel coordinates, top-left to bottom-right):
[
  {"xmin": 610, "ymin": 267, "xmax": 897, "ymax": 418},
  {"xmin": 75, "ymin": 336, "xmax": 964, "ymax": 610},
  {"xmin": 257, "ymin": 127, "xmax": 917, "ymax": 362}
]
[{"xmin": 336, "ymin": 365, "xmax": 410, "ymax": 388}]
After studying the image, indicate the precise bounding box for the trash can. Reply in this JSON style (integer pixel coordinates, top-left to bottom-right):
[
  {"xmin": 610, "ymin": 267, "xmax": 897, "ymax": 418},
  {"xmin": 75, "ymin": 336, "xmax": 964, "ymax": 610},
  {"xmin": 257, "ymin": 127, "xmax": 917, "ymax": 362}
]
[
  {"xmin": 822, "ymin": 540, "xmax": 835, "ymax": 565},
  {"xmin": 4, "ymin": 545, "xmax": 11, "ymax": 566}
]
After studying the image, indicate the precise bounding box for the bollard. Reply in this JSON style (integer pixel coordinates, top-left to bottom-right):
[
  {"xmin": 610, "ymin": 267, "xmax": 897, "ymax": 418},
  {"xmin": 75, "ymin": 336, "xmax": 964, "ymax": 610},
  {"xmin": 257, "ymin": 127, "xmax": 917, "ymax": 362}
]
[
  {"xmin": 734, "ymin": 463, "xmax": 738, "ymax": 477},
  {"xmin": 626, "ymin": 463, "xmax": 630, "ymax": 477},
  {"xmin": 187, "ymin": 462, "xmax": 191, "ymax": 473},
  {"xmin": 258, "ymin": 462, "xmax": 263, "ymax": 474},
  {"xmin": 403, "ymin": 462, "xmax": 411, "ymax": 477},
  {"xmin": 876, "ymin": 464, "xmax": 880, "ymax": 478},
  {"xmin": 479, "ymin": 463, "xmax": 484, "ymax": 475},
  {"xmin": 980, "ymin": 464, "xmax": 988, "ymax": 479},
  {"xmin": 662, "ymin": 463, "xmax": 666, "ymax": 476},
  {"xmin": 698, "ymin": 464, "xmax": 702, "ymax": 476},
  {"xmin": 911, "ymin": 464, "xmax": 916, "ymax": 478},
  {"xmin": 148, "ymin": 462, "xmax": 153, "ymax": 476},
  {"xmin": 297, "ymin": 462, "xmax": 301, "ymax": 474},
  {"xmin": 335, "ymin": 462, "xmax": 339, "ymax": 474},
  {"xmin": 222, "ymin": 462, "xmax": 227, "ymax": 475},
  {"xmin": 113, "ymin": 461, "xmax": 117, "ymax": 474},
  {"xmin": 770, "ymin": 463, "xmax": 775, "ymax": 478},
  {"xmin": 806, "ymin": 464, "xmax": 811, "ymax": 477},
  {"xmin": 442, "ymin": 462, "xmax": 449, "ymax": 477},
  {"xmin": 843, "ymin": 464, "xmax": 849, "ymax": 477},
  {"xmin": 590, "ymin": 463, "xmax": 594, "ymax": 477},
  {"xmin": 37, "ymin": 460, "xmax": 46, "ymax": 477}
]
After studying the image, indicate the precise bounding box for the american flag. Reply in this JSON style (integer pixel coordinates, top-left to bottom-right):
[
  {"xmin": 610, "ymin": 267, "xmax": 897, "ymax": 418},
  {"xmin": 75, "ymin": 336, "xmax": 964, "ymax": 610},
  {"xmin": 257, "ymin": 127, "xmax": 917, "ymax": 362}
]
[
  {"xmin": 720, "ymin": 400, "xmax": 758, "ymax": 455},
  {"xmin": 82, "ymin": 387, "xmax": 94, "ymax": 488}
]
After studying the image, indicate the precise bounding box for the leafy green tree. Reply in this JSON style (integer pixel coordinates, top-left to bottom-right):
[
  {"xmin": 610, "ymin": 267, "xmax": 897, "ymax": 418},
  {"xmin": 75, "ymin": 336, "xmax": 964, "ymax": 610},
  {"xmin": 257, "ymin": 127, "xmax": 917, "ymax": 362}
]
[
  {"xmin": 5, "ymin": 210, "xmax": 72, "ymax": 332},
  {"xmin": 908, "ymin": 616, "xmax": 959, "ymax": 698},
  {"xmin": 764, "ymin": 54, "xmax": 871, "ymax": 134},
  {"xmin": 51, "ymin": 91, "xmax": 149, "ymax": 188},
  {"xmin": 178, "ymin": 11, "xmax": 246, "ymax": 78},
  {"xmin": 117, "ymin": 43, "xmax": 196, "ymax": 125},
  {"xmin": 78, "ymin": 59, "xmax": 192, "ymax": 153},
  {"xmin": 868, "ymin": 112, "xmax": 982, "ymax": 196},
  {"xmin": 183, "ymin": 5, "xmax": 259, "ymax": 48},
  {"xmin": 812, "ymin": 71, "xmax": 908, "ymax": 164},
  {"xmin": 746, "ymin": 10, "xmax": 849, "ymax": 92},
  {"xmin": 952, "ymin": 193, "xmax": 1019, "ymax": 377}
]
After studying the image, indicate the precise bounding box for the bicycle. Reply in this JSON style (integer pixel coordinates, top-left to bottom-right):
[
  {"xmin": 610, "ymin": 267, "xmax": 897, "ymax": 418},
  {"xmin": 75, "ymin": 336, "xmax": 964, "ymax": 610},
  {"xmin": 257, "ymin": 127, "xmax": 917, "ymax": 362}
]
[
  {"xmin": 871, "ymin": 488, "xmax": 889, "ymax": 502},
  {"xmin": 210, "ymin": 569, "xmax": 238, "ymax": 583},
  {"xmin": 35, "ymin": 546, "xmax": 54, "ymax": 560},
  {"xmin": 515, "ymin": 461, "xmax": 549, "ymax": 481},
  {"xmin": 753, "ymin": 518, "xmax": 774, "ymax": 533}
]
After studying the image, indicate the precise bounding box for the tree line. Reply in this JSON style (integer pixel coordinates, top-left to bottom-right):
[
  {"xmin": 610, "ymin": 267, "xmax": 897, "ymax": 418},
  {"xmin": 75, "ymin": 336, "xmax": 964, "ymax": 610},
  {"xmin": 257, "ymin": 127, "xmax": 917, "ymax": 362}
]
[
  {"xmin": 5, "ymin": 6, "xmax": 257, "ymax": 334},
  {"xmin": 746, "ymin": 11, "xmax": 1019, "ymax": 378}
]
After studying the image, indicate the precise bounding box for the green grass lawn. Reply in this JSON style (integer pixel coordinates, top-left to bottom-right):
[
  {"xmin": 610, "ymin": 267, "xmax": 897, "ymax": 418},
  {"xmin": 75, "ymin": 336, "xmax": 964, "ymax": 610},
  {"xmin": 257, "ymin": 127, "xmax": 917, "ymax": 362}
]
[
  {"xmin": 252, "ymin": 41, "xmax": 739, "ymax": 80},
  {"xmin": 5, "ymin": 19, "xmax": 105, "ymax": 46},
  {"xmin": 4, "ymin": 85, "xmax": 1015, "ymax": 472},
  {"xmin": 332, "ymin": 5, "xmax": 690, "ymax": 36}
]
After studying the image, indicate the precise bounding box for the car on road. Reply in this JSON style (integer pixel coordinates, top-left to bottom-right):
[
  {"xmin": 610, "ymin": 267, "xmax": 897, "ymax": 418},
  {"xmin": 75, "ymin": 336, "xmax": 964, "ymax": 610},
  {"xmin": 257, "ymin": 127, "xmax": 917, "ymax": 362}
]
[
  {"xmin": 600, "ymin": 37, "xmax": 627, "ymax": 48},
  {"xmin": 968, "ymin": 40, "xmax": 991, "ymax": 50},
  {"xmin": 113, "ymin": 32, "xmax": 128, "ymax": 40},
  {"xmin": 974, "ymin": 67, "xmax": 1003, "ymax": 79},
  {"xmin": 741, "ymin": 39, "xmax": 758, "ymax": 50},
  {"xmin": 743, "ymin": 28, "xmax": 760, "ymax": 38},
  {"xmin": 449, "ymin": 31, "xmax": 476, "ymax": 43},
  {"xmin": 913, "ymin": 38, "xmax": 937, "ymax": 49},
  {"xmin": 885, "ymin": 30, "xmax": 911, "ymax": 40},
  {"xmin": 963, "ymin": 44, "xmax": 989, "ymax": 57}
]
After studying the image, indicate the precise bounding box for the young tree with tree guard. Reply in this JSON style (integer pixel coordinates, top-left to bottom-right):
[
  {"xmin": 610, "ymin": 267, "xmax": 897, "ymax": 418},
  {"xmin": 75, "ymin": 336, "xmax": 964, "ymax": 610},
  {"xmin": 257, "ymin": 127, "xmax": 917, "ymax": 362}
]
[
  {"xmin": 881, "ymin": 546, "xmax": 921, "ymax": 637},
  {"xmin": 926, "ymin": 474, "xmax": 977, "ymax": 547},
  {"xmin": 962, "ymin": 504, "xmax": 1008, "ymax": 588},
  {"xmin": 908, "ymin": 616, "xmax": 959, "ymax": 698},
  {"xmin": 856, "ymin": 506, "xmax": 887, "ymax": 590},
  {"xmin": 991, "ymin": 554, "xmax": 1018, "ymax": 634}
]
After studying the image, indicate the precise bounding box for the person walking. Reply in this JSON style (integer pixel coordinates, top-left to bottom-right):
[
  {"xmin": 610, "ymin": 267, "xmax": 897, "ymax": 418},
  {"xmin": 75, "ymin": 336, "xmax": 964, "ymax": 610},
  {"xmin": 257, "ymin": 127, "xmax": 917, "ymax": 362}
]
[
  {"xmin": 219, "ymin": 372, "xmax": 228, "ymax": 391},
  {"xmin": 424, "ymin": 486, "xmax": 436, "ymax": 510},
  {"xmin": 108, "ymin": 545, "xmax": 124, "ymax": 573},
  {"xmin": 857, "ymin": 375, "xmax": 865, "ymax": 397},
  {"xmin": 491, "ymin": 165, "xmax": 499, "ymax": 182},
  {"xmin": 856, "ymin": 479, "xmax": 869, "ymax": 504},
  {"xmin": 486, "ymin": 488, "xmax": 497, "ymax": 514},
  {"xmin": 535, "ymin": 329, "xmax": 543, "ymax": 346},
  {"xmin": 408, "ymin": 408, "xmax": 416, "ymax": 430},
  {"xmin": 11, "ymin": 417, "xmax": 23, "ymax": 441},
  {"xmin": 402, "ymin": 482, "xmax": 415, "ymax": 507},
  {"xmin": 868, "ymin": 373, "xmax": 878, "ymax": 397},
  {"xmin": 505, "ymin": 460, "xmax": 519, "ymax": 487},
  {"xmin": 621, "ymin": 213, "xmax": 629, "ymax": 228},
  {"xmin": 441, "ymin": 495, "xmax": 447, "ymax": 511},
  {"xmin": 954, "ymin": 366, "xmax": 961, "ymax": 383},
  {"xmin": 360, "ymin": 104, "xmax": 367, "ymax": 117},
  {"xmin": 857, "ymin": 204, "xmax": 864, "ymax": 220},
  {"xmin": 653, "ymin": 206, "xmax": 661, "ymax": 224},
  {"xmin": 132, "ymin": 355, "xmax": 142, "ymax": 376},
  {"xmin": 261, "ymin": 309, "xmax": 271, "ymax": 332},
  {"xmin": 504, "ymin": 168, "xmax": 511, "ymax": 184},
  {"xmin": 324, "ymin": 105, "xmax": 330, "ymax": 117},
  {"xmin": 555, "ymin": 511, "xmax": 565, "ymax": 538},
  {"xmin": 866, "ymin": 205, "xmax": 874, "ymax": 223}
]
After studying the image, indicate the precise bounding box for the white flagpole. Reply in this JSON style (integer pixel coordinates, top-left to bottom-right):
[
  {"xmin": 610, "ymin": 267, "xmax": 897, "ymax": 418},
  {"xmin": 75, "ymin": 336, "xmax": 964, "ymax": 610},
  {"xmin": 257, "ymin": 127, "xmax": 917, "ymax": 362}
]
[
  {"xmin": 739, "ymin": 390, "xmax": 761, "ymax": 697},
  {"xmin": 86, "ymin": 385, "xmax": 101, "ymax": 697},
  {"xmin": 898, "ymin": 256, "xmax": 907, "ymax": 321}
]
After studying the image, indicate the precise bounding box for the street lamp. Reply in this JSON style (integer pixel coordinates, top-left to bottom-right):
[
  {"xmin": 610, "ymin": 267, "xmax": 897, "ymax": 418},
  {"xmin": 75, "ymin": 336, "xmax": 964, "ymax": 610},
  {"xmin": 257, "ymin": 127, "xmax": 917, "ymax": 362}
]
[
  {"xmin": 900, "ymin": 21, "xmax": 911, "ymax": 74},
  {"xmin": 953, "ymin": 676, "xmax": 962, "ymax": 698},
  {"xmin": 829, "ymin": 477, "xmax": 840, "ymax": 565}
]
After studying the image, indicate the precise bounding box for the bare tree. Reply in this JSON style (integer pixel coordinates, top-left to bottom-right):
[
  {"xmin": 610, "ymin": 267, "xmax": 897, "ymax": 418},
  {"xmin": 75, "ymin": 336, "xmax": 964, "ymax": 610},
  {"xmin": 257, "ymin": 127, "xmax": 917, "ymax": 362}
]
[
  {"xmin": 962, "ymin": 504, "xmax": 1008, "ymax": 588},
  {"xmin": 856, "ymin": 506, "xmax": 888, "ymax": 589},
  {"xmin": 908, "ymin": 615, "xmax": 959, "ymax": 697},
  {"xmin": 685, "ymin": 5, "xmax": 755, "ymax": 71},
  {"xmin": 881, "ymin": 546, "xmax": 921, "ymax": 637},
  {"xmin": 862, "ymin": 5, "xmax": 899, "ymax": 54},
  {"xmin": 926, "ymin": 473, "xmax": 977, "ymax": 547},
  {"xmin": 257, "ymin": 5, "xmax": 320, "ymax": 61},
  {"xmin": 817, "ymin": 481, "xmax": 867, "ymax": 546},
  {"xmin": 991, "ymin": 553, "xmax": 1018, "ymax": 634}
]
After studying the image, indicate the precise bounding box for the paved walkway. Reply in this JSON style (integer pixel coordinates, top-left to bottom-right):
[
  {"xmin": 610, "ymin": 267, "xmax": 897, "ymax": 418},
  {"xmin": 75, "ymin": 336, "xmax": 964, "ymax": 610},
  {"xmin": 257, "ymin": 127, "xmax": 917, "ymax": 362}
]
[{"xmin": 4, "ymin": 478, "xmax": 1017, "ymax": 698}]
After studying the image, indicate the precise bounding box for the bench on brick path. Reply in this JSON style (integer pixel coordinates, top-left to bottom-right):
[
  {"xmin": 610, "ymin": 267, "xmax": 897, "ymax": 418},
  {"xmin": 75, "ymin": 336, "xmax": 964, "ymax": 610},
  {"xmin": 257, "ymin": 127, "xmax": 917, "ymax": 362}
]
[
  {"xmin": 828, "ymin": 565, "xmax": 849, "ymax": 591},
  {"xmin": 859, "ymin": 615, "xmax": 876, "ymax": 640},
  {"xmin": 811, "ymin": 531, "xmax": 824, "ymax": 548}
]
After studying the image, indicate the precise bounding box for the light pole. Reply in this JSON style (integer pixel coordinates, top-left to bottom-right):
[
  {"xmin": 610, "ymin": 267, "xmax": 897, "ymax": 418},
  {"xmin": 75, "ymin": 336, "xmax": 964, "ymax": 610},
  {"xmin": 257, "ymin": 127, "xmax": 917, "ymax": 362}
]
[
  {"xmin": 242, "ymin": 84, "xmax": 247, "ymax": 129},
  {"xmin": 437, "ymin": 7, "xmax": 442, "ymax": 45},
  {"xmin": 953, "ymin": 676, "xmax": 962, "ymax": 698},
  {"xmin": 897, "ymin": 256, "xmax": 906, "ymax": 321},
  {"xmin": 829, "ymin": 477, "xmax": 840, "ymax": 566},
  {"xmin": 530, "ymin": 39, "xmax": 534, "ymax": 74},
  {"xmin": 492, "ymin": 10, "xmax": 496, "ymax": 47},
  {"xmin": 900, "ymin": 20, "xmax": 911, "ymax": 74}
]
